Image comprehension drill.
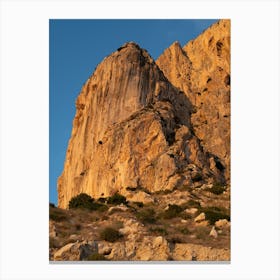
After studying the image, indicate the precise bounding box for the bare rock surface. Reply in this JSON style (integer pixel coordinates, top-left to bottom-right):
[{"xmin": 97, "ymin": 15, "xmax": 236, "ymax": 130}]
[
  {"xmin": 157, "ymin": 19, "xmax": 230, "ymax": 181},
  {"xmin": 172, "ymin": 243, "xmax": 230, "ymax": 261},
  {"xmin": 53, "ymin": 241, "xmax": 97, "ymax": 261},
  {"xmin": 58, "ymin": 41, "xmax": 223, "ymax": 208},
  {"xmin": 194, "ymin": 212, "xmax": 206, "ymax": 223},
  {"xmin": 215, "ymin": 219, "xmax": 230, "ymax": 229}
]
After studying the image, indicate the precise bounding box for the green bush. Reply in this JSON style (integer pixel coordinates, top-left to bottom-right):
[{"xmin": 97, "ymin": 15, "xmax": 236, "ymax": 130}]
[
  {"xmin": 91, "ymin": 202, "xmax": 108, "ymax": 212},
  {"xmin": 97, "ymin": 197, "xmax": 107, "ymax": 203},
  {"xmin": 202, "ymin": 206, "xmax": 230, "ymax": 225},
  {"xmin": 49, "ymin": 209, "xmax": 68, "ymax": 222},
  {"xmin": 136, "ymin": 208, "xmax": 156, "ymax": 224},
  {"xmin": 166, "ymin": 235, "xmax": 183, "ymax": 244},
  {"xmin": 179, "ymin": 212, "xmax": 192, "ymax": 220},
  {"xmin": 161, "ymin": 204, "xmax": 183, "ymax": 219},
  {"xmin": 100, "ymin": 227, "xmax": 122, "ymax": 242},
  {"xmin": 107, "ymin": 193, "xmax": 127, "ymax": 205},
  {"xmin": 184, "ymin": 199, "xmax": 201, "ymax": 209},
  {"xmin": 192, "ymin": 173, "xmax": 203, "ymax": 182},
  {"xmin": 180, "ymin": 227, "xmax": 191, "ymax": 235},
  {"xmin": 87, "ymin": 253, "xmax": 106, "ymax": 261},
  {"xmin": 68, "ymin": 193, "xmax": 95, "ymax": 210},
  {"xmin": 207, "ymin": 183, "xmax": 226, "ymax": 195},
  {"xmin": 149, "ymin": 226, "xmax": 167, "ymax": 236}
]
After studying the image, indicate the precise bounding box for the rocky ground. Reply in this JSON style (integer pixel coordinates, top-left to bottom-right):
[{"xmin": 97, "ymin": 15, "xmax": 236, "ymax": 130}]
[{"xmin": 49, "ymin": 181, "xmax": 230, "ymax": 261}]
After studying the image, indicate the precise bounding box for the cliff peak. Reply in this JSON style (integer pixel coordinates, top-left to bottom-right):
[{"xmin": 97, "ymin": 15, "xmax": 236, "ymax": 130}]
[{"xmin": 58, "ymin": 22, "xmax": 230, "ymax": 210}]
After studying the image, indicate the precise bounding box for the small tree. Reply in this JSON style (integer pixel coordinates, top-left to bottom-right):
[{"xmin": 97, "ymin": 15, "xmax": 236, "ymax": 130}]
[
  {"xmin": 161, "ymin": 204, "xmax": 183, "ymax": 219},
  {"xmin": 107, "ymin": 192, "xmax": 127, "ymax": 205},
  {"xmin": 100, "ymin": 227, "xmax": 122, "ymax": 242},
  {"xmin": 68, "ymin": 193, "xmax": 95, "ymax": 210}
]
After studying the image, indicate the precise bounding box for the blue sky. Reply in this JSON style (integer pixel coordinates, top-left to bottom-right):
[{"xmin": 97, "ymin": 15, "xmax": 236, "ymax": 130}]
[{"xmin": 49, "ymin": 19, "xmax": 218, "ymax": 205}]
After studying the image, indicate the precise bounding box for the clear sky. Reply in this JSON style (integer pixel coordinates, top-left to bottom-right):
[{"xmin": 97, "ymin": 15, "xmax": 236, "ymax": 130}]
[{"xmin": 49, "ymin": 19, "xmax": 218, "ymax": 205}]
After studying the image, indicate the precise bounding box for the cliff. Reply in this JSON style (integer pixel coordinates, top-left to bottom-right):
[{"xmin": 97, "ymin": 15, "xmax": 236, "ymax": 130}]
[
  {"xmin": 58, "ymin": 20, "xmax": 230, "ymax": 209},
  {"xmin": 51, "ymin": 20, "xmax": 231, "ymax": 262},
  {"xmin": 157, "ymin": 19, "xmax": 230, "ymax": 181}
]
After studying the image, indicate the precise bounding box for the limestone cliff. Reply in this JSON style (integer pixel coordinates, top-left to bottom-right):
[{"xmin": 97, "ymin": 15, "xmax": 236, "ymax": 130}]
[
  {"xmin": 58, "ymin": 41, "xmax": 225, "ymax": 209},
  {"xmin": 157, "ymin": 19, "xmax": 230, "ymax": 181}
]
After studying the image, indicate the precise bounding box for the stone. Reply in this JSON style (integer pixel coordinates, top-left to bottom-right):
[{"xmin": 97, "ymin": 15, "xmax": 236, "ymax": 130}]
[
  {"xmin": 194, "ymin": 212, "xmax": 206, "ymax": 223},
  {"xmin": 118, "ymin": 218, "xmax": 146, "ymax": 240},
  {"xmin": 126, "ymin": 191, "xmax": 154, "ymax": 204},
  {"xmin": 107, "ymin": 242, "xmax": 127, "ymax": 260},
  {"xmin": 53, "ymin": 241, "xmax": 97, "ymax": 261},
  {"xmin": 98, "ymin": 242, "xmax": 112, "ymax": 255},
  {"xmin": 133, "ymin": 236, "xmax": 170, "ymax": 261},
  {"xmin": 185, "ymin": 208, "xmax": 198, "ymax": 215},
  {"xmin": 209, "ymin": 226, "xmax": 218, "ymax": 238},
  {"xmin": 215, "ymin": 219, "xmax": 230, "ymax": 229},
  {"xmin": 108, "ymin": 205, "xmax": 129, "ymax": 214}
]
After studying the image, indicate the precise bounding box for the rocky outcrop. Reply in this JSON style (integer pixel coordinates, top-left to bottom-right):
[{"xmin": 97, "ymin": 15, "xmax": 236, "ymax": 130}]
[
  {"xmin": 52, "ymin": 238, "xmax": 229, "ymax": 261},
  {"xmin": 157, "ymin": 19, "xmax": 230, "ymax": 181},
  {"xmin": 58, "ymin": 41, "xmax": 224, "ymax": 208},
  {"xmin": 172, "ymin": 243, "xmax": 230, "ymax": 261},
  {"xmin": 53, "ymin": 241, "xmax": 98, "ymax": 261}
]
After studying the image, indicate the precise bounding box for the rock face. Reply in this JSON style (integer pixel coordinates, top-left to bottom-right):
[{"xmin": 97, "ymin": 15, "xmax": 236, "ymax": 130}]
[
  {"xmin": 53, "ymin": 241, "xmax": 97, "ymax": 261},
  {"xmin": 58, "ymin": 20, "xmax": 230, "ymax": 209},
  {"xmin": 157, "ymin": 19, "xmax": 230, "ymax": 181}
]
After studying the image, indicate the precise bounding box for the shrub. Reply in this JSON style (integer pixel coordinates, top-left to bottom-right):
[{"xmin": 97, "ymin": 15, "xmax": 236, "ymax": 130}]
[
  {"xmin": 184, "ymin": 199, "xmax": 201, "ymax": 209},
  {"xmin": 100, "ymin": 227, "xmax": 122, "ymax": 242},
  {"xmin": 180, "ymin": 227, "xmax": 191, "ymax": 235},
  {"xmin": 49, "ymin": 209, "xmax": 68, "ymax": 222},
  {"xmin": 91, "ymin": 202, "xmax": 108, "ymax": 212},
  {"xmin": 161, "ymin": 204, "xmax": 183, "ymax": 219},
  {"xmin": 97, "ymin": 197, "xmax": 107, "ymax": 203},
  {"xmin": 179, "ymin": 212, "xmax": 192, "ymax": 220},
  {"xmin": 202, "ymin": 206, "xmax": 230, "ymax": 225},
  {"xmin": 167, "ymin": 235, "xmax": 183, "ymax": 244},
  {"xmin": 136, "ymin": 208, "xmax": 156, "ymax": 224},
  {"xmin": 192, "ymin": 173, "xmax": 203, "ymax": 182},
  {"xmin": 87, "ymin": 253, "xmax": 106, "ymax": 261},
  {"xmin": 107, "ymin": 193, "xmax": 127, "ymax": 205},
  {"xmin": 149, "ymin": 227, "xmax": 167, "ymax": 236},
  {"xmin": 68, "ymin": 193, "xmax": 95, "ymax": 210},
  {"xmin": 206, "ymin": 183, "xmax": 226, "ymax": 195}
]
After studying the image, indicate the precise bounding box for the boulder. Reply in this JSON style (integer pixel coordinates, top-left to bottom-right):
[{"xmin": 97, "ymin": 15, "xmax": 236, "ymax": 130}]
[
  {"xmin": 194, "ymin": 212, "xmax": 206, "ymax": 223},
  {"xmin": 209, "ymin": 226, "xmax": 218, "ymax": 238},
  {"xmin": 215, "ymin": 219, "xmax": 230, "ymax": 229},
  {"xmin": 185, "ymin": 208, "xmax": 198, "ymax": 215},
  {"xmin": 133, "ymin": 236, "xmax": 170, "ymax": 261},
  {"xmin": 108, "ymin": 205, "xmax": 129, "ymax": 214},
  {"xmin": 126, "ymin": 191, "xmax": 154, "ymax": 204},
  {"xmin": 53, "ymin": 241, "xmax": 97, "ymax": 261}
]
